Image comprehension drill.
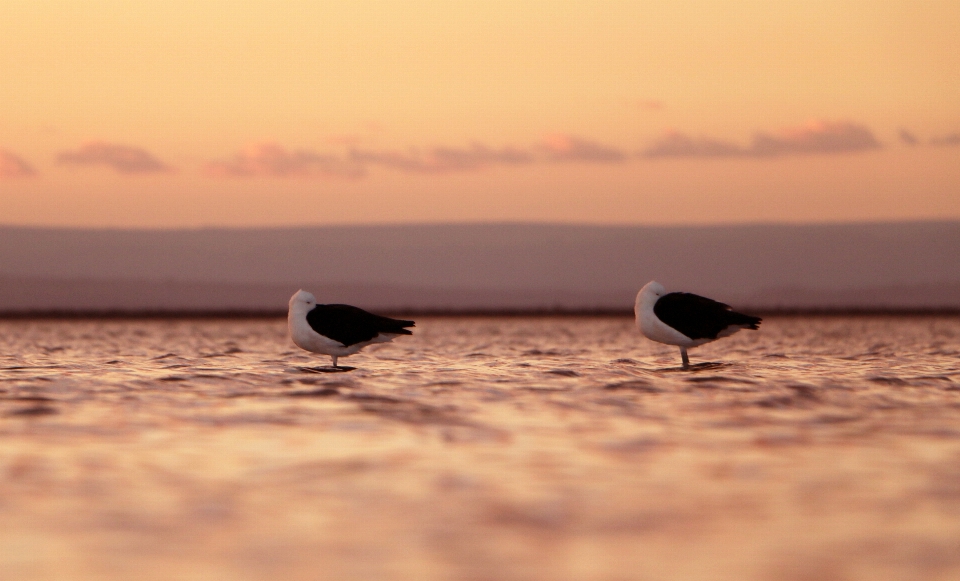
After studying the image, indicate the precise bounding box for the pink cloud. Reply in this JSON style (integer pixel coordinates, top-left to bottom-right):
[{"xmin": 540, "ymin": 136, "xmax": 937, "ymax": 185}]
[
  {"xmin": 930, "ymin": 132, "xmax": 960, "ymax": 146},
  {"xmin": 642, "ymin": 121, "xmax": 881, "ymax": 159},
  {"xmin": 899, "ymin": 128, "xmax": 919, "ymax": 145},
  {"xmin": 538, "ymin": 134, "xmax": 626, "ymax": 162},
  {"xmin": 0, "ymin": 149, "xmax": 37, "ymax": 178},
  {"xmin": 642, "ymin": 132, "xmax": 744, "ymax": 158},
  {"xmin": 350, "ymin": 143, "xmax": 532, "ymax": 173},
  {"xmin": 57, "ymin": 142, "xmax": 171, "ymax": 173},
  {"xmin": 205, "ymin": 143, "xmax": 365, "ymax": 179},
  {"xmin": 749, "ymin": 121, "xmax": 881, "ymax": 156}
]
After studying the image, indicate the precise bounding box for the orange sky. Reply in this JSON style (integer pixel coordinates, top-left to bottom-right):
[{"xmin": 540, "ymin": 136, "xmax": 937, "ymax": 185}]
[{"xmin": 1, "ymin": 0, "xmax": 958, "ymax": 227}]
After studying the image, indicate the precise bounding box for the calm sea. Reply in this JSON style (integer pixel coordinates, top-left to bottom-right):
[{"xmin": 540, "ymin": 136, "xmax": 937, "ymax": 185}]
[{"xmin": 1, "ymin": 316, "xmax": 959, "ymax": 581}]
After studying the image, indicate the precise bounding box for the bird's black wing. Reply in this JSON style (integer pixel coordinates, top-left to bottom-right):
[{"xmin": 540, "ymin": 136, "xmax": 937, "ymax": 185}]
[
  {"xmin": 305, "ymin": 304, "xmax": 415, "ymax": 347},
  {"xmin": 654, "ymin": 292, "xmax": 761, "ymax": 340}
]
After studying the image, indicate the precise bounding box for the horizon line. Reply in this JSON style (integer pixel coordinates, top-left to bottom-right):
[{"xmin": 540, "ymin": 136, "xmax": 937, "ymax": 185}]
[
  {"xmin": 2, "ymin": 217, "xmax": 959, "ymax": 232},
  {"xmin": 1, "ymin": 307, "xmax": 959, "ymax": 320}
]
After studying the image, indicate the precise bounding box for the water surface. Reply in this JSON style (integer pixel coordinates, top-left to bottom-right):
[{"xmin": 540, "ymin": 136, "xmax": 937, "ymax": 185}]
[{"xmin": 1, "ymin": 316, "xmax": 959, "ymax": 581}]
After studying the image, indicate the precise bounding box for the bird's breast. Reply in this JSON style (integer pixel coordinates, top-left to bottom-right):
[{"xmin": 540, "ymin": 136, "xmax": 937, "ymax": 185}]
[
  {"xmin": 639, "ymin": 308, "xmax": 697, "ymax": 347},
  {"xmin": 289, "ymin": 311, "xmax": 344, "ymax": 353}
]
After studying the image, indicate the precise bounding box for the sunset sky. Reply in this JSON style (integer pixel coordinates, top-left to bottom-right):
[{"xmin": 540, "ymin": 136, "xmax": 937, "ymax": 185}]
[{"xmin": 1, "ymin": 0, "xmax": 958, "ymax": 228}]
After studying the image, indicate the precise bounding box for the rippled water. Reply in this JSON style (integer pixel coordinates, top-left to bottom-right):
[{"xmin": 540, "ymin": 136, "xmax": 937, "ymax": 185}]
[{"xmin": 1, "ymin": 316, "xmax": 960, "ymax": 581}]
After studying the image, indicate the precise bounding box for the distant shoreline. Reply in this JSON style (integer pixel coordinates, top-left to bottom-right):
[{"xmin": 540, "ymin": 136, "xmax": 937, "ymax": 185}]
[
  {"xmin": 3, "ymin": 222, "xmax": 959, "ymax": 315},
  {"xmin": 1, "ymin": 308, "xmax": 959, "ymax": 320}
]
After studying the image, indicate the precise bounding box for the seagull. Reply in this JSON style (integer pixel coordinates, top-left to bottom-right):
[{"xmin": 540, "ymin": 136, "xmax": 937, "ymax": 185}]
[
  {"xmin": 288, "ymin": 289, "xmax": 415, "ymax": 369},
  {"xmin": 634, "ymin": 281, "xmax": 761, "ymax": 369}
]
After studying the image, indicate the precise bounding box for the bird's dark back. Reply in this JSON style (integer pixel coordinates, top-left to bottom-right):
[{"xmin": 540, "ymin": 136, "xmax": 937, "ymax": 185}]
[
  {"xmin": 654, "ymin": 292, "xmax": 761, "ymax": 340},
  {"xmin": 306, "ymin": 304, "xmax": 414, "ymax": 346}
]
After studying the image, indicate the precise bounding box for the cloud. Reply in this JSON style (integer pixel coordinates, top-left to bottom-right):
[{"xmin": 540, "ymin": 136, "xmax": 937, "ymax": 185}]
[
  {"xmin": 930, "ymin": 132, "xmax": 960, "ymax": 146},
  {"xmin": 205, "ymin": 143, "xmax": 365, "ymax": 178},
  {"xmin": 207, "ymin": 122, "xmax": 884, "ymax": 179},
  {"xmin": 899, "ymin": 129, "xmax": 919, "ymax": 145},
  {"xmin": 0, "ymin": 149, "xmax": 37, "ymax": 178},
  {"xmin": 210, "ymin": 137, "xmax": 623, "ymax": 179},
  {"xmin": 57, "ymin": 142, "xmax": 171, "ymax": 174},
  {"xmin": 641, "ymin": 121, "xmax": 881, "ymax": 159},
  {"xmin": 538, "ymin": 134, "xmax": 626, "ymax": 162},
  {"xmin": 642, "ymin": 132, "xmax": 744, "ymax": 158},
  {"xmin": 749, "ymin": 121, "xmax": 881, "ymax": 156},
  {"xmin": 350, "ymin": 143, "xmax": 533, "ymax": 173}
]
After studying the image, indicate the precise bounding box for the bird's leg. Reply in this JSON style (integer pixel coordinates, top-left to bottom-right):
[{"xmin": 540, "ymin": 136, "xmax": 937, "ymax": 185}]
[
  {"xmin": 680, "ymin": 347, "xmax": 689, "ymax": 369},
  {"xmin": 331, "ymin": 355, "xmax": 339, "ymax": 368}
]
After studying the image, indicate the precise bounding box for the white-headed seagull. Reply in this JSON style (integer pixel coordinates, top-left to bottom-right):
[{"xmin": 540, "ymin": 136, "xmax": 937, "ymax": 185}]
[
  {"xmin": 635, "ymin": 281, "xmax": 761, "ymax": 369},
  {"xmin": 288, "ymin": 290, "xmax": 415, "ymax": 369}
]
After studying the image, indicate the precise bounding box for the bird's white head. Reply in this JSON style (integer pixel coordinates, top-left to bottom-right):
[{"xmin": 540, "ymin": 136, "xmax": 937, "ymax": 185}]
[
  {"xmin": 289, "ymin": 289, "xmax": 317, "ymax": 311},
  {"xmin": 635, "ymin": 280, "xmax": 666, "ymax": 314}
]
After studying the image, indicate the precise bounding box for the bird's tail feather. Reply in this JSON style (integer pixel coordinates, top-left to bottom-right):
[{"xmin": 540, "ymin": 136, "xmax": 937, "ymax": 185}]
[
  {"xmin": 382, "ymin": 319, "xmax": 415, "ymax": 335},
  {"xmin": 730, "ymin": 312, "xmax": 762, "ymax": 330}
]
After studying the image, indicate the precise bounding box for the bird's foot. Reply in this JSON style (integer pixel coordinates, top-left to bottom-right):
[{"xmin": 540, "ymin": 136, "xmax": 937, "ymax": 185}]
[
  {"xmin": 660, "ymin": 362, "xmax": 731, "ymax": 373},
  {"xmin": 692, "ymin": 362, "xmax": 731, "ymax": 371},
  {"xmin": 297, "ymin": 365, "xmax": 357, "ymax": 374}
]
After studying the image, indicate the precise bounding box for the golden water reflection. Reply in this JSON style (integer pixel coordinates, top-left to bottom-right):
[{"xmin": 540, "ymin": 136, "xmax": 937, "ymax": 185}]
[{"xmin": 1, "ymin": 317, "xmax": 959, "ymax": 580}]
